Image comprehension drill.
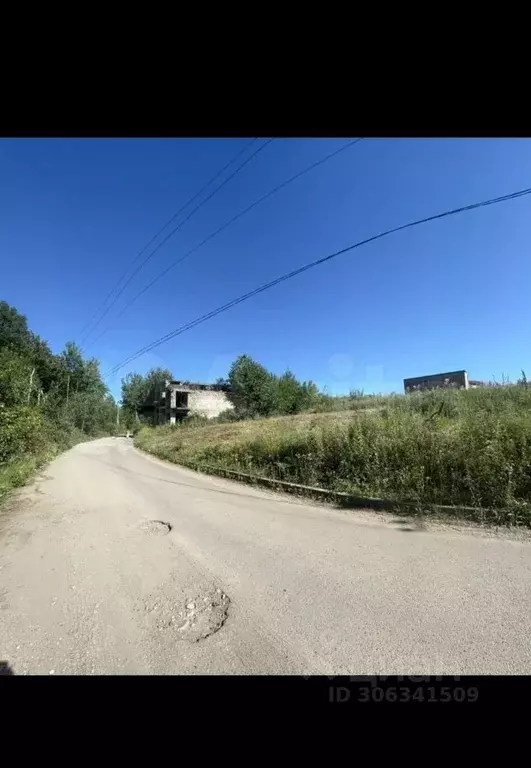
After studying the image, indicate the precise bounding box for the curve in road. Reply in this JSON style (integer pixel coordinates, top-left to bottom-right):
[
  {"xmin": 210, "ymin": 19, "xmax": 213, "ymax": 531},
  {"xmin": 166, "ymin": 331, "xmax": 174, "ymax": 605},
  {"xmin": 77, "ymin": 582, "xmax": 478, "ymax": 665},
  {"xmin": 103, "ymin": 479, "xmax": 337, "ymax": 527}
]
[{"xmin": 1, "ymin": 438, "xmax": 530, "ymax": 675}]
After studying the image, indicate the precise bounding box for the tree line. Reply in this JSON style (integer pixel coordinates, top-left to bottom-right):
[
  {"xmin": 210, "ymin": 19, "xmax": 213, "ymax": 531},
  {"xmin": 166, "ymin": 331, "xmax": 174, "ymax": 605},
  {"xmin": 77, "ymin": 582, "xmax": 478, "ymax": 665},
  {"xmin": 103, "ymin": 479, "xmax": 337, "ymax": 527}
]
[
  {"xmin": 223, "ymin": 355, "xmax": 320, "ymax": 418},
  {"xmin": 0, "ymin": 300, "xmax": 118, "ymax": 476}
]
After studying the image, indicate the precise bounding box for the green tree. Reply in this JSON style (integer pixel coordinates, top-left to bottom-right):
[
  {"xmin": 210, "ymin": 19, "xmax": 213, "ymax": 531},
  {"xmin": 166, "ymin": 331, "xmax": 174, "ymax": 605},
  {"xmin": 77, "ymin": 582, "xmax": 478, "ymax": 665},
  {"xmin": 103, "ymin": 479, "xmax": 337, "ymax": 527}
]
[
  {"xmin": 57, "ymin": 341, "xmax": 107, "ymax": 399},
  {"xmin": 30, "ymin": 335, "xmax": 61, "ymax": 394},
  {"xmin": 227, "ymin": 355, "xmax": 276, "ymax": 417},
  {"xmin": 0, "ymin": 301, "xmax": 33, "ymax": 353},
  {"xmin": 65, "ymin": 391, "xmax": 117, "ymax": 435},
  {"xmin": 0, "ymin": 303, "xmax": 75, "ymax": 405},
  {"xmin": 226, "ymin": 356, "xmax": 319, "ymax": 418},
  {"xmin": 121, "ymin": 373, "xmax": 148, "ymax": 426},
  {"xmin": 275, "ymin": 370, "xmax": 318, "ymax": 414},
  {"xmin": 0, "ymin": 349, "xmax": 36, "ymax": 407},
  {"xmin": 120, "ymin": 367, "xmax": 172, "ymax": 428},
  {"xmin": 144, "ymin": 368, "xmax": 173, "ymax": 403},
  {"xmin": 0, "ymin": 299, "xmax": 120, "ymax": 495}
]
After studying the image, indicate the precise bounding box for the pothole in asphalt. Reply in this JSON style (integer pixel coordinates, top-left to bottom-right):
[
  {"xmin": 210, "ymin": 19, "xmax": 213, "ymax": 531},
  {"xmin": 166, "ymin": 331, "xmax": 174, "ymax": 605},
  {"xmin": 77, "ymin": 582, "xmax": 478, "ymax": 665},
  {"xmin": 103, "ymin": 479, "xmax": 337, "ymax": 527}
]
[
  {"xmin": 145, "ymin": 587, "xmax": 230, "ymax": 642},
  {"xmin": 139, "ymin": 520, "xmax": 172, "ymax": 536}
]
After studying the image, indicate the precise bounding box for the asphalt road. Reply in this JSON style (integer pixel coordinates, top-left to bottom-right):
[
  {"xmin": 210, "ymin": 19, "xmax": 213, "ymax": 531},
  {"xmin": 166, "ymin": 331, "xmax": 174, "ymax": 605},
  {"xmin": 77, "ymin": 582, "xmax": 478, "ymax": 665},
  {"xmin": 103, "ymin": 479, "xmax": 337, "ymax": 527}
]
[{"xmin": 1, "ymin": 437, "xmax": 530, "ymax": 675}]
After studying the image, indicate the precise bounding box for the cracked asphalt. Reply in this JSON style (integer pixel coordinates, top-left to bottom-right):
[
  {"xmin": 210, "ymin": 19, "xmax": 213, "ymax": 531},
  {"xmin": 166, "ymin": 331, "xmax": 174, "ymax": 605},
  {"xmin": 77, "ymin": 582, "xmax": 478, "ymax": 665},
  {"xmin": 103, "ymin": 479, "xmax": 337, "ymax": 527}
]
[{"xmin": 1, "ymin": 437, "xmax": 530, "ymax": 675}]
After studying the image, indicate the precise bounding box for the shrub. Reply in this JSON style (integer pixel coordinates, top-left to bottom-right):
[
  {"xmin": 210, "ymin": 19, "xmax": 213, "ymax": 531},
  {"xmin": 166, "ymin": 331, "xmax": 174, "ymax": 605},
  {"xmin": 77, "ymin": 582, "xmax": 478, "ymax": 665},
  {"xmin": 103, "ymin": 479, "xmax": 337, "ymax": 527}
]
[{"xmin": 0, "ymin": 406, "xmax": 46, "ymax": 462}]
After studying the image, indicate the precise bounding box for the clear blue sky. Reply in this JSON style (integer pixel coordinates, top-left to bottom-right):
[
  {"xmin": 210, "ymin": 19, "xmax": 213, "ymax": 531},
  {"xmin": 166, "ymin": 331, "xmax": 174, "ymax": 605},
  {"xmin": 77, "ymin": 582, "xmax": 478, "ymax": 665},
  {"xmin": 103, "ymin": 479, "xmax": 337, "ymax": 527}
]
[{"xmin": 1, "ymin": 138, "xmax": 530, "ymax": 400}]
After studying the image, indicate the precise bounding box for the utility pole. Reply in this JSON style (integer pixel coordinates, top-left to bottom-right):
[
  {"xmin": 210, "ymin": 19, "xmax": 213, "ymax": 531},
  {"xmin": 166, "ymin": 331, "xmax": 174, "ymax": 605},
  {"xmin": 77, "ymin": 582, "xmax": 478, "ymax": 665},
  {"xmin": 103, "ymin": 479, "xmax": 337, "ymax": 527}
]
[
  {"xmin": 27, "ymin": 368, "xmax": 35, "ymax": 405},
  {"xmin": 116, "ymin": 405, "xmax": 120, "ymax": 429},
  {"xmin": 66, "ymin": 374, "xmax": 70, "ymax": 406}
]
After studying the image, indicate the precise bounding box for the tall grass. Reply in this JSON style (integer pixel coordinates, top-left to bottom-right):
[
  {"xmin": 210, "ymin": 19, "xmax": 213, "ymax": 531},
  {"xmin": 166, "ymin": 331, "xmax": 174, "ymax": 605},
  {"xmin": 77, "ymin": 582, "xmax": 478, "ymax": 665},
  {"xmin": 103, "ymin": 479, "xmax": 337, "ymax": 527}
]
[{"xmin": 136, "ymin": 385, "xmax": 531, "ymax": 525}]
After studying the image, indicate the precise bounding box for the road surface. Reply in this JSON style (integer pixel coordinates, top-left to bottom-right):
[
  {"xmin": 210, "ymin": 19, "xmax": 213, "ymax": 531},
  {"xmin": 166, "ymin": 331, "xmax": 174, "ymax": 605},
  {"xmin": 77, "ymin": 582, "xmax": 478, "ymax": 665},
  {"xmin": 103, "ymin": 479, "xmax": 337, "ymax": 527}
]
[{"xmin": 1, "ymin": 437, "xmax": 530, "ymax": 675}]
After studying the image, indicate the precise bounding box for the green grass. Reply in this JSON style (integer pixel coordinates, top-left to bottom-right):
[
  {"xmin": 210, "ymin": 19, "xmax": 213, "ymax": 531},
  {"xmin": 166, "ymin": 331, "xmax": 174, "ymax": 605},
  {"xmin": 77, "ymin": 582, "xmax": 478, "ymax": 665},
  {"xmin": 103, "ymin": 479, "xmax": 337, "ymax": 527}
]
[{"xmin": 136, "ymin": 385, "xmax": 531, "ymax": 527}]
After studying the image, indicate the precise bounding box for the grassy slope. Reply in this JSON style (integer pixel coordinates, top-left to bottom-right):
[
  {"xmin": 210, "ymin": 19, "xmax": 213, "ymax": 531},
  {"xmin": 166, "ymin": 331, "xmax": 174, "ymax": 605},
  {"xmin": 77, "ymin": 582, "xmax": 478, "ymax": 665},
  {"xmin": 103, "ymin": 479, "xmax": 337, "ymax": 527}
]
[{"xmin": 136, "ymin": 386, "xmax": 531, "ymax": 526}]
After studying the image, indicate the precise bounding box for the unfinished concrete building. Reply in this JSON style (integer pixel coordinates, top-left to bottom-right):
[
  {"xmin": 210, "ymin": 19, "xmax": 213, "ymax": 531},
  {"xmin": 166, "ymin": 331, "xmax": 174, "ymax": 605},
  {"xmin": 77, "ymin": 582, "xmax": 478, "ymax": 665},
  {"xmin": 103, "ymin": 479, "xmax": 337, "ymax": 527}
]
[{"xmin": 144, "ymin": 380, "xmax": 233, "ymax": 424}]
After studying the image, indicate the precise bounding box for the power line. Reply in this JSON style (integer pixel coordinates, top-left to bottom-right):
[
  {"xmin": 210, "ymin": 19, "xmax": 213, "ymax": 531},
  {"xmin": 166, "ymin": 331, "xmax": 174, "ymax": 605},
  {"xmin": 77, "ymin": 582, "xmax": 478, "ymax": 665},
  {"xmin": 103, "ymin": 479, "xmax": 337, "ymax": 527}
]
[
  {"xmin": 104, "ymin": 184, "xmax": 531, "ymax": 379},
  {"xmin": 80, "ymin": 138, "xmax": 271, "ymax": 346},
  {"xmin": 91, "ymin": 138, "xmax": 364, "ymax": 346},
  {"xmin": 79, "ymin": 138, "xmax": 257, "ymax": 342}
]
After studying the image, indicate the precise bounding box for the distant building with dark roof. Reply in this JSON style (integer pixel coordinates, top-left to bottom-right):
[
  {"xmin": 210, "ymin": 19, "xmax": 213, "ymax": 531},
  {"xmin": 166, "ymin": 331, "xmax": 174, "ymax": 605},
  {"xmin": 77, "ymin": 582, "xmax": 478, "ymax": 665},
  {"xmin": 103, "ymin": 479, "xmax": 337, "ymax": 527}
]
[{"xmin": 403, "ymin": 370, "xmax": 485, "ymax": 393}]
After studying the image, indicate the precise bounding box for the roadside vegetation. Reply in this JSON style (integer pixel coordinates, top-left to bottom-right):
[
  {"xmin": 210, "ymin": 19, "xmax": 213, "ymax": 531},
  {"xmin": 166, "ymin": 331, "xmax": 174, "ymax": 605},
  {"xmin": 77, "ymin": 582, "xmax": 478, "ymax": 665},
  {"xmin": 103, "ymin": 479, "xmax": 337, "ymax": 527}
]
[
  {"xmin": 0, "ymin": 301, "xmax": 119, "ymax": 500},
  {"xmin": 120, "ymin": 366, "xmax": 174, "ymax": 433},
  {"xmin": 135, "ymin": 355, "xmax": 531, "ymax": 526}
]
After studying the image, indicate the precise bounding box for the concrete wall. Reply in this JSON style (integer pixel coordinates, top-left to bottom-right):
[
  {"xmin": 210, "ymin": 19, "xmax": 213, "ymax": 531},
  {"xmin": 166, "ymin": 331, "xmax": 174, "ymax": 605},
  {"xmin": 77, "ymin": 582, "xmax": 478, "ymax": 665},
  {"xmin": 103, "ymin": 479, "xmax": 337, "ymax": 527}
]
[
  {"xmin": 188, "ymin": 390, "xmax": 233, "ymax": 419},
  {"xmin": 150, "ymin": 382, "xmax": 234, "ymax": 423}
]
